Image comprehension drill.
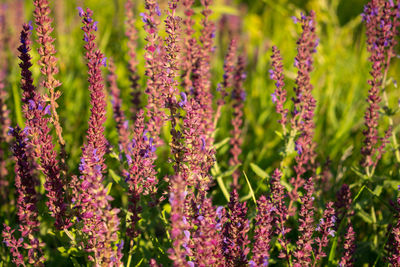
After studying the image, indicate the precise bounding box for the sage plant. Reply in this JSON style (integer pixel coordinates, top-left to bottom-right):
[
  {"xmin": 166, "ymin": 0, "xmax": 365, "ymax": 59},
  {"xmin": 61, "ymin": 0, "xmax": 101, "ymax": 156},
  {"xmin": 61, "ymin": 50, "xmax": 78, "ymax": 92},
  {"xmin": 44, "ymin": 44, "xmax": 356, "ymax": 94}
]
[
  {"xmin": 107, "ymin": 59, "xmax": 131, "ymax": 156},
  {"xmin": 192, "ymin": 198, "xmax": 225, "ymax": 266},
  {"xmin": 270, "ymin": 46, "xmax": 288, "ymax": 133},
  {"xmin": 293, "ymin": 179, "xmax": 315, "ymax": 266},
  {"xmin": 125, "ymin": 0, "xmax": 141, "ymax": 121},
  {"xmin": 288, "ymin": 11, "xmax": 318, "ymax": 214},
  {"xmin": 251, "ymin": 195, "xmax": 273, "ymax": 266},
  {"xmin": 361, "ymin": 0, "xmax": 399, "ymax": 174},
  {"xmin": 2, "ymin": 126, "xmax": 45, "ymax": 266},
  {"xmin": 33, "ymin": 0, "xmax": 64, "ymax": 146},
  {"xmin": 19, "ymin": 22, "xmax": 68, "ymax": 229},
  {"xmin": 0, "ymin": 6, "xmax": 10, "ymax": 201},
  {"xmin": 143, "ymin": 0, "xmax": 165, "ymax": 146},
  {"xmin": 222, "ymin": 190, "xmax": 250, "ymax": 266},
  {"xmin": 72, "ymin": 8, "xmax": 122, "ymax": 264},
  {"xmin": 229, "ymin": 54, "xmax": 246, "ymax": 188}
]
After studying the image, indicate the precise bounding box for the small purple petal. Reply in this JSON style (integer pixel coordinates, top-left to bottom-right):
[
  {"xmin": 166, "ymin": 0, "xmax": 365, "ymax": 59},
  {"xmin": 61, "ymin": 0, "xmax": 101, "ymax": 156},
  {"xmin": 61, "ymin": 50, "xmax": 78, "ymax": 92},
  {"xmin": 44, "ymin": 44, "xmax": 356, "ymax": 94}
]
[
  {"xmin": 77, "ymin": 7, "xmax": 84, "ymax": 17},
  {"xmin": 44, "ymin": 105, "xmax": 51, "ymax": 115}
]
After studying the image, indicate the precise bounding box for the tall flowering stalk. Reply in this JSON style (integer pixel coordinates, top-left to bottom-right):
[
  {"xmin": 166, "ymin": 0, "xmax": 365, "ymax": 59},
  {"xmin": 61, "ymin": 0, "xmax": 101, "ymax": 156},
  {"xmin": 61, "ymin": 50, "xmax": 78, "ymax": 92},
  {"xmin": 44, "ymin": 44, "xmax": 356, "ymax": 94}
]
[
  {"xmin": 334, "ymin": 184, "xmax": 356, "ymax": 266},
  {"xmin": 72, "ymin": 8, "xmax": 121, "ymax": 264},
  {"xmin": 340, "ymin": 224, "xmax": 356, "ymax": 267},
  {"xmin": 162, "ymin": 0, "xmax": 185, "ymax": 175},
  {"xmin": 143, "ymin": 0, "xmax": 165, "ymax": 146},
  {"xmin": 19, "ymin": 22, "xmax": 68, "ymax": 229},
  {"xmin": 222, "ymin": 190, "xmax": 250, "ymax": 266},
  {"xmin": 334, "ymin": 184, "xmax": 353, "ymax": 226},
  {"xmin": 389, "ymin": 187, "xmax": 400, "ymax": 265},
  {"xmin": 192, "ymin": 0, "xmax": 216, "ymax": 148},
  {"xmin": 0, "ymin": 6, "xmax": 11, "ymax": 201},
  {"xmin": 192, "ymin": 198, "xmax": 225, "ymax": 266},
  {"xmin": 270, "ymin": 169, "xmax": 291, "ymax": 263},
  {"xmin": 107, "ymin": 59, "xmax": 131, "ymax": 156},
  {"xmin": 181, "ymin": 98, "xmax": 214, "ymax": 192},
  {"xmin": 361, "ymin": 0, "xmax": 399, "ymax": 175},
  {"xmin": 270, "ymin": 46, "xmax": 288, "ymax": 134},
  {"xmin": 313, "ymin": 202, "xmax": 336, "ymax": 266},
  {"xmin": 2, "ymin": 126, "xmax": 45, "ymax": 266},
  {"xmin": 293, "ymin": 179, "xmax": 315, "ymax": 266},
  {"xmin": 124, "ymin": 110, "xmax": 158, "ymax": 238},
  {"xmin": 168, "ymin": 174, "xmax": 192, "ymax": 266},
  {"xmin": 33, "ymin": 0, "xmax": 64, "ymax": 146},
  {"xmin": 250, "ymin": 195, "xmax": 273, "ymax": 266},
  {"xmin": 288, "ymin": 11, "xmax": 318, "ymax": 214},
  {"xmin": 181, "ymin": 0, "xmax": 198, "ymax": 94},
  {"xmin": 229, "ymin": 54, "xmax": 246, "ymax": 188},
  {"xmin": 125, "ymin": 0, "xmax": 141, "ymax": 122},
  {"xmin": 215, "ymin": 39, "xmax": 237, "ymax": 124}
]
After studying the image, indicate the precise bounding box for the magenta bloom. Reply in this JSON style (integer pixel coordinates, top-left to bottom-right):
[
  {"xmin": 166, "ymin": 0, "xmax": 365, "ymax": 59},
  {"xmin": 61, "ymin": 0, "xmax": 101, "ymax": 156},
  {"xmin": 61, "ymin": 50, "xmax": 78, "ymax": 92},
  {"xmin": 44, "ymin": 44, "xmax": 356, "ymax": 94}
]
[
  {"xmin": 72, "ymin": 8, "xmax": 122, "ymax": 265},
  {"xmin": 222, "ymin": 190, "xmax": 250, "ymax": 266},
  {"xmin": 251, "ymin": 195, "xmax": 273, "ymax": 266},
  {"xmin": 19, "ymin": 22, "xmax": 68, "ymax": 229}
]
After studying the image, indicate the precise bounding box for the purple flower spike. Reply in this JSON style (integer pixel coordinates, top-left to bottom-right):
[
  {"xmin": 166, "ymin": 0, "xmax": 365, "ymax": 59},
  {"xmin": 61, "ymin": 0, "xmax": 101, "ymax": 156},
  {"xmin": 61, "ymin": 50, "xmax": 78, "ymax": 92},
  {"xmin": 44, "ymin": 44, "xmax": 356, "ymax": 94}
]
[{"xmin": 73, "ymin": 8, "xmax": 122, "ymax": 265}]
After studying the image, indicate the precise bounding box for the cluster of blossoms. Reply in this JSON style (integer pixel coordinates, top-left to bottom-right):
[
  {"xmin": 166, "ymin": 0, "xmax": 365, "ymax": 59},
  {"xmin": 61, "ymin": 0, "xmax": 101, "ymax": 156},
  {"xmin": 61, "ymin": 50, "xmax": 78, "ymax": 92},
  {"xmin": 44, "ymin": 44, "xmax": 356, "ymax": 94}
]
[
  {"xmin": 2, "ymin": 0, "xmax": 400, "ymax": 266},
  {"xmin": 361, "ymin": 0, "xmax": 399, "ymax": 172}
]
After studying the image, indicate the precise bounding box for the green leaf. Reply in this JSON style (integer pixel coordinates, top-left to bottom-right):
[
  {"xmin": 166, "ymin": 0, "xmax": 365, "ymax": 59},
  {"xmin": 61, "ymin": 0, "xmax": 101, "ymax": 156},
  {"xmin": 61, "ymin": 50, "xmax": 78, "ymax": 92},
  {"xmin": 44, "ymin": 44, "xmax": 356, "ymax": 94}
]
[
  {"xmin": 135, "ymin": 259, "xmax": 144, "ymax": 267},
  {"xmin": 57, "ymin": 247, "xmax": 66, "ymax": 253},
  {"xmin": 106, "ymin": 182, "xmax": 113, "ymax": 195},
  {"xmin": 70, "ymin": 258, "xmax": 81, "ymax": 267},
  {"xmin": 373, "ymin": 185, "xmax": 383, "ymax": 196},
  {"xmin": 383, "ymin": 180, "xmax": 400, "ymax": 191},
  {"xmin": 250, "ymin": 163, "xmax": 269, "ymax": 179},
  {"xmin": 214, "ymin": 137, "xmax": 230, "ymax": 150},
  {"xmin": 355, "ymin": 203, "xmax": 373, "ymax": 224},
  {"xmin": 216, "ymin": 175, "xmax": 230, "ymax": 202},
  {"xmin": 274, "ymin": 130, "xmax": 283, "ymax": 139},
  {"xmin": 243, "ymin": 171, "xmax": 257, "ymax": 205},
  {"xmin": 280, "ymin": 179, "xmax": 293, "ymax": 192},
  {"xmin": 220, "ymin": 164, "xmax": 241, "ymax": 178},
  {"xmin": 109, "ymin": 169, "xmax": 122, "ymax": 184}
]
